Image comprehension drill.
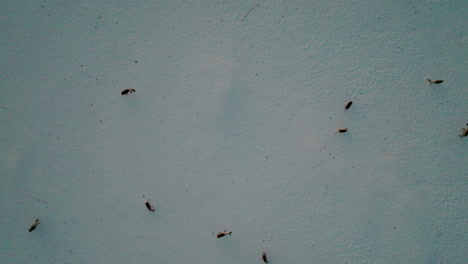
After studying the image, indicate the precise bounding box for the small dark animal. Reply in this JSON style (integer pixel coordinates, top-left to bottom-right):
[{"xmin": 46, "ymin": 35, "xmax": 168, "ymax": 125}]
[
  {"xmin": 216, "ymin": 230, "xmax": 232, "ymax": 238},
  {"xmin": 145, "ymin": 199, "xmax": 155, "ymax": 212},
  {"xmin": 28, "ymin": 219, "xmax": 40, "ymax": 232},
  {"xmin": 121, "ymin": 88, "xmax": 136, "ymax": 95},
  {"xmin": 427, "ymin": 79, "xmax": 444, "ymax": 84},
  {"xmin": 262, "ymin": 252, "xmax": 268, "ymax": 263},
  {"xmin": 336, "ymin": 128, "xmax": 348, "ymax": 133},
  {"xmin": 459, "ymin": 128, "xmax": 468, "ymax": 138},
  {"xmin": 345, "ymin": 101, "xmax": 353, "ymax": 110}
]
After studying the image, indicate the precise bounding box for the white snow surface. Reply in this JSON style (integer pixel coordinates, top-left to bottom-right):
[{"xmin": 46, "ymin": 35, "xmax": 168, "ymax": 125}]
[{"xmin": 0, "ymin": 1, "xmax": 467, "ymax": 263}]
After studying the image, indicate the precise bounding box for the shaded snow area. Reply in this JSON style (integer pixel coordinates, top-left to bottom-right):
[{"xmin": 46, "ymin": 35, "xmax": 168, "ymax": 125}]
[{"xmin": 0, "ymin": 1, "xmax": 466, "ymax": 263}]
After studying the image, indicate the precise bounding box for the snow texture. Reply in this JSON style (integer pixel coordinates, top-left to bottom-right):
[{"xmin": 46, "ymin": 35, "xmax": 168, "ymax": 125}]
[{"xmin": 0, "ymin": 0, "xmax": 467, "ymax": 263}]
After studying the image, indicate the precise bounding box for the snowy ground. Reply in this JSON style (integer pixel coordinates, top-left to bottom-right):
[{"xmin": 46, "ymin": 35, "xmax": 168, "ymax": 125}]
[{"xmin": 0, "ymin": 1, "xmax": 467, "ymax": 263}]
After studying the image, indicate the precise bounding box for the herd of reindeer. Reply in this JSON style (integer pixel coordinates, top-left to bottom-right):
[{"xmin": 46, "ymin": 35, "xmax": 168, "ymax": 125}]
[{"xmin": 27, "ymin": 78, "xmax": 467, "ymax": 263}]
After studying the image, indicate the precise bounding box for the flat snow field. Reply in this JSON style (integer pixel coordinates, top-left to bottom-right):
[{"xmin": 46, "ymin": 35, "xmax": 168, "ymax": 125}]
[{"xmin": 0, "ymin": 1, "xmax": 467, "ymax": 263}]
